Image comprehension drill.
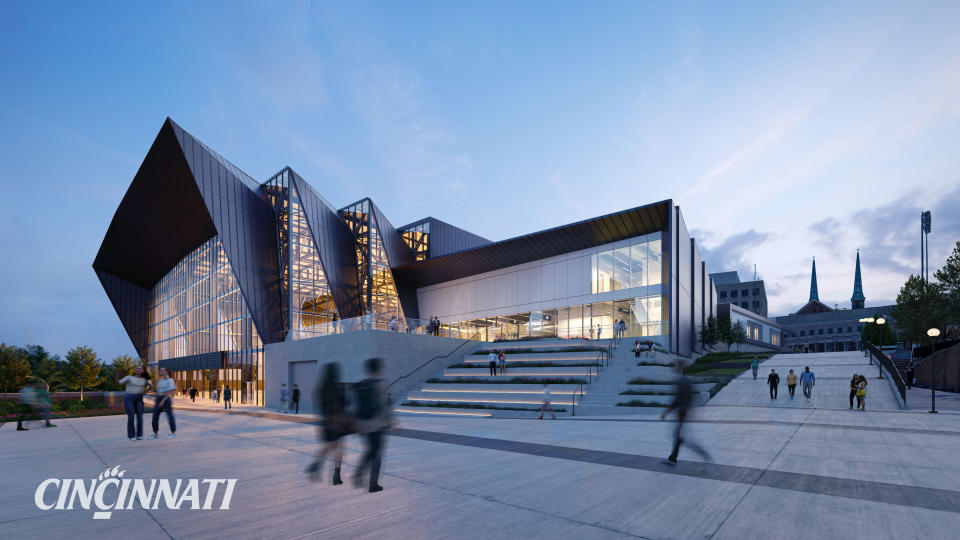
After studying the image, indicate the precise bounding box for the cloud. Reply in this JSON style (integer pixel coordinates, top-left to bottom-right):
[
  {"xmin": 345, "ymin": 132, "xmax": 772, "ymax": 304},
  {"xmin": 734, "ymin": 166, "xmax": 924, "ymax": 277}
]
[{"xmin": 696, "ymin": 229, "xmax": 772, "ymax": 280}]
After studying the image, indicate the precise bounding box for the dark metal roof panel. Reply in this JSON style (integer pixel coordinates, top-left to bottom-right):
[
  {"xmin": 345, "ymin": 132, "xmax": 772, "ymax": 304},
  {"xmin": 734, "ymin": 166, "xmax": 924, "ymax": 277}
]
[{"xmin": 393, "ymin": 200, "xmax": 672, "ymax": 288}]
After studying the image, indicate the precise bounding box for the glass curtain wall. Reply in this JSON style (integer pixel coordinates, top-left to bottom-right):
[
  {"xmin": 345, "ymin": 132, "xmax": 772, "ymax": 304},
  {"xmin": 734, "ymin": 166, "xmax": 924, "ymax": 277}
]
[
  {"xmin": 264, "ymin": 170, "xmax": 339, "ymax": 340},
  {"xmin": 592, "ymin": 237, "xmax": 662, "ymax": 294},
  {"xmin": 340, "ymin": 200, "xmax": 405, "ymax": 322},
  {"xmin": 401, "ymin": 222, "xmax": 430, "ymax": 261},
  {"xmin": 148, "ymin": 236, "xmax": 263, "ymax": 405}
]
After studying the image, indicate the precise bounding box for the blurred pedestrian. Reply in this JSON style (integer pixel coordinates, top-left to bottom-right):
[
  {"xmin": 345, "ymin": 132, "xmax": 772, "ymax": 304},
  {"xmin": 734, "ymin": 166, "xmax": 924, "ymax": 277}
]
[
  {"xmin": 648, "ymin": 340, "xmax": 655, "ymax": 358},
  {"xmin": 751, "ymin": 356, "xmax": 759, "ymax": 380},
  {"xmin": 292, "ymin": 384, "xmax": 301, "ymax": 414},
  {"xmin": 150, "ymin": 367, "xmax": 176, "ymax": 439},
  {"xmin": 306, "ymin": 362, "xmax": 353, "ymax": 485},
  {"xmin": 634, "ymin": 340, "xmax": 642, "ymax": 359},
  {"xmin": 767, "ymin": 369, "xmax": 779, "ymax": 400},
  {"xmin": 353, "ymin": 357, "xmax": 392, "ymax": 493},
  {"xmin": 280, "ymin": 384, "xmax": 289, "ymax": 413},
  {"xmin": 189, "ymin": 386, "xmax": 197, "ymax": 402},
  {"xmin": 212, "ymin": 388, "xmax": 219, "ymax": 403},
  {"xmin": 488, "ymin": 350, "xmax": 497, "ymax": 376},
  {"xmin": 498, "ymin": 350, "xmax": 506, "ymax": 375},
  {"xmin": 905, "ymin": 362, "xmax": 914, "ymax": 389},
  {"xmin": 117, "ymin": 365, "xmax": 152, "ymax": 441},
  {"xmin": 661, "ymin": 362, "xmax": 711, "ymax": 465},
  {"xmin": 538, "ymin": 384, "xmax": 556, "ymax": 420}
]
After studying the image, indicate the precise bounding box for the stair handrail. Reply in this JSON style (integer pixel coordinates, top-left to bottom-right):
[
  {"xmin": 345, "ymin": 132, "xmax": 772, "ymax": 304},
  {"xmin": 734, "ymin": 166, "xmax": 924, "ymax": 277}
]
[
  {"xmin": 571, "ymin": 381, "xmax": 584, "ymax": 416},
  {"xmin": 385, "ymin": 339, "xmax": 479, "ymax": 392},
  {"xmin": 865, "ymin": 340, "xmax": 907, "ymax": 404}
]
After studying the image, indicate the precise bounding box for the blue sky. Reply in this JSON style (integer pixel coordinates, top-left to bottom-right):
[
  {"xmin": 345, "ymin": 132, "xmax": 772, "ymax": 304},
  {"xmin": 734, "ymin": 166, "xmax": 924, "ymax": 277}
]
[{"xmin": 2, "ymin": 1, "xmax": 959, "ymax": 361}]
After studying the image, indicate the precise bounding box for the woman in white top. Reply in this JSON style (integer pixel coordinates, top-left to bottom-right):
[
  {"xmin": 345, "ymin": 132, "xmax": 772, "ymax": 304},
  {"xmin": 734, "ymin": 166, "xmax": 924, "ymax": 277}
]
[
  {"xmin": 117, "ymin": 365, "xmax": 152, "ymax": 440},
  {"xmin": 150, "ymin": 367, "xmax": 177, "ymax": 439}
]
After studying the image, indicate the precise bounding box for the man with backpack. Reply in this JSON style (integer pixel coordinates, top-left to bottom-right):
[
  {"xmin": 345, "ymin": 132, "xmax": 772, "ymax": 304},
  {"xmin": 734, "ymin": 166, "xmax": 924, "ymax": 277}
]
[{"xmin": 353, "ymin": 357, "xmax": 391, "ymax": 493}]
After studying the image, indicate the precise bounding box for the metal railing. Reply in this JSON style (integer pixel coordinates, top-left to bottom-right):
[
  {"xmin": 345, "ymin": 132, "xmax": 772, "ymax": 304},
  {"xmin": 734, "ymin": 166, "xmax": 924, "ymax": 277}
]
[
  {"xmin": 866, "ymin": 340, "xmax": 906, "ymax": 404},
  {"xmin": 385, "ymin": 340, "xmax": 479, "ymax": 392},
  {"xmin": 571, "ymin": 381, "xmax": 585, "ymax": 416}
]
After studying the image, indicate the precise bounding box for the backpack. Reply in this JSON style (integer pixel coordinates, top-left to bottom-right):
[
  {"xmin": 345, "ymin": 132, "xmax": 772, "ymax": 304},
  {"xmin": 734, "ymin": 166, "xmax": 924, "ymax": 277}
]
[{"xmin": 354, "ymin": 378, "xmax": 382, "ymax": 420}]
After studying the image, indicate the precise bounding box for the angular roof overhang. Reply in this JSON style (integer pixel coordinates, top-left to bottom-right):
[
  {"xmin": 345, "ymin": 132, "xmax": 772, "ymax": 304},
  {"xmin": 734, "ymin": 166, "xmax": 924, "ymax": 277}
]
[
  {"xmin": 93, "ymin": 119, "xmax": 282, "ymax": 347},
  {"xmin": 393, "ymin": 199, "xmax": 672, "ymax": 288}
]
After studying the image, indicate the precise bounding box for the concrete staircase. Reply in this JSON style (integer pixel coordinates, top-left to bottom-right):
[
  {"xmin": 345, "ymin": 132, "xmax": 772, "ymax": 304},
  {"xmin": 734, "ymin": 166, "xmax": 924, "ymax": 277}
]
[
  {"xmin": 573, "ymin": 344, "xmax": 713, "ymax": 415},
  {"xmin": 394, "ymin": 338, "xmax": 610, "ymax": 418}
]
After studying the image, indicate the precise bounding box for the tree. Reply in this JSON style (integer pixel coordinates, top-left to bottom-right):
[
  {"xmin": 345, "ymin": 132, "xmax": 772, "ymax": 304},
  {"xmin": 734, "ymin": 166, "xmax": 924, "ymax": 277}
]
[
  {"xmin": 718, "ymin": 317, "xmax": 734, "ymax": 352},
  {"xmin": 112, "ymin": 354, "xmax": 139, "ymax": 377},
  {"xmin": 891, "ymin": 275, "xmax": 947, "ymax": 346},
  {"xmin": 699, "ymin": 316, "xmax": 720, "ymax": 349},
  {"xmin": 731, "ymin": 321, "xmax": 747, "ymax": 352},
  {"xmin": 862, "ymin": 312, "xmax": 896, "ymax": 346},
  {"xmin": 0, "ymin": 343, "xmax": 32, "ymax": 398},
  {"xmin": 934, "ymin": 240, "xmax": 960, "ymax": 328},
  {"xmin": 65, "ymin": 346, "xmax": 103, "ymax": 401}
]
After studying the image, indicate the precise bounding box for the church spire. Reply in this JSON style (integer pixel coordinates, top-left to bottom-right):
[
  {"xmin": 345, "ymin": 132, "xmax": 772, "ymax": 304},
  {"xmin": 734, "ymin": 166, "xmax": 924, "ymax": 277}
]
[
  {"xmin": 852, "ymin": 249, "xmax": 865, "ymax": 309},
  {"xmin": 809, "ymin": 257, "xmax": 819, "ymax": 302}
]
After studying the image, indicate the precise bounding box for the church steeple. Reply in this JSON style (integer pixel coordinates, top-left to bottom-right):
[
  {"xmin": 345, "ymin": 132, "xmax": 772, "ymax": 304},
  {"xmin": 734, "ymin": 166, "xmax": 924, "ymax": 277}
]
[
  {"xmin": 851, "ymin": 249, "xmax": 865, "ymax": 309},
  {"xmin": 809, "ymin": 257, "xmax": 819, "ymax": 302}
]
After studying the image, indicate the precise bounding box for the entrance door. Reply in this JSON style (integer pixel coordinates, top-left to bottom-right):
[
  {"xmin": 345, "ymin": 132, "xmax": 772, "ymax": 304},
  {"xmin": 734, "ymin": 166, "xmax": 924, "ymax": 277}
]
[{"xmin": 288, "ymin": 361, "xmax": 318, "ymax": 413}]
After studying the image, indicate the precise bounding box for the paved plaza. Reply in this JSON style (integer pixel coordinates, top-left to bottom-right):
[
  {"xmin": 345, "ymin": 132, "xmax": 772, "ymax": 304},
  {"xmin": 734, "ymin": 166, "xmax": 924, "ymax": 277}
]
[{"xmin": 4, "ymin": 371, "xmax": 960, "ymax": 539}]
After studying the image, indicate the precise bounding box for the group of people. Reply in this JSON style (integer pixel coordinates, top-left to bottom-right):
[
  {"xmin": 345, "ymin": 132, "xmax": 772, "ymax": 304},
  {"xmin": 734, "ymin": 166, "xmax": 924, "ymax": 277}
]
[
  {"xmin": 764, "ymin": 366, "xmax": 816, "ymax": 401},
  {"xmin": 487, "ymin": 350, "xmax": 508, "ymax": 375},
  {"xmin": 849, "ymin": 373, "xmax": 869, "ymax": 410},
  {"xmin": 115, "ymin": 365, "xmax": 177, "ymax": 440},
  {"xmin": 427, "ymin": 316, "xmax": 442, "ymax": 336},
  {"xmin": 279, "ymin": 383, "xmax": 302, "ymax": 414},
  {"xmin": 633, "ymin": 339, "xmax": 657, "ymax": 359},
  {"xmin": 305, "ymin": 358, "xmax": 392, "ymax": 493}
]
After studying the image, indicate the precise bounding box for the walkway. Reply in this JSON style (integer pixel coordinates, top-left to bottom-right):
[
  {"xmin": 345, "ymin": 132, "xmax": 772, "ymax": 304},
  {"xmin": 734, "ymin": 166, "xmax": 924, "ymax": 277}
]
[
  {"xmin": 3, "ymin": 399, "xmax": 960, "ymax": 538},
  {"xmin": 707, "ymin": 351, "xmax": 903, "ymax": 410}
]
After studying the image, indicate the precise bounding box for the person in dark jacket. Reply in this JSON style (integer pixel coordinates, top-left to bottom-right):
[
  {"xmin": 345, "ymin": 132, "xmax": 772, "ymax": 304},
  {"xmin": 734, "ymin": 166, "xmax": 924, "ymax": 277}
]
[
  {"xmin": 767, "ymin": 369, "xmax": 780, "ymax": 400},
  {"xmin": 905, "ymin": 362, "xmax": 914, "ymax": 389},
  {"xmin": 849, "ymin": 373, "xmax": 859, "ymax": 409},
  {"xmin": 661, "ymin": 362, "xmax": 711, "ymax": 465},
  {"xmin": 353, "ymin": 357, "xmax": 392, "ymax": 493},
  {"xmin": 223, "ymin": 385, "xmax": 232, "ymax": 409},
  {"xmin": 306, "ymin": 363, "xmax": 351, "ymax": 485},
  {"xmin": 189, "ymin": 386, "xmax": 197, "ymax": 402},
  {"xmin": 291, "ymin": 384, "xmax": 301, "ymax": 414}
]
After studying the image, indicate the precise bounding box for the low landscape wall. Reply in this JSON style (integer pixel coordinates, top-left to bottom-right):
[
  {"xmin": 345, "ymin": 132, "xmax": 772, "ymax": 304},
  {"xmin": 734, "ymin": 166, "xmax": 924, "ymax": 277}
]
[
  {"xmin": 2, "ymin": 391, "xmax": 126, "ymax": 408},
  {"xmin": 913, "ymin": 343, "xmax": 960, "ymax": 393}
]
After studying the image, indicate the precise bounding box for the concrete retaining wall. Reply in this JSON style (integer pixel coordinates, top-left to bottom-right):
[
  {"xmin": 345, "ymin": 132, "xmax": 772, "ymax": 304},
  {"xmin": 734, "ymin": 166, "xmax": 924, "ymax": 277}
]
[{"xmin": 264, "ymin": 330, "xmax": 478, "ymax": 413}]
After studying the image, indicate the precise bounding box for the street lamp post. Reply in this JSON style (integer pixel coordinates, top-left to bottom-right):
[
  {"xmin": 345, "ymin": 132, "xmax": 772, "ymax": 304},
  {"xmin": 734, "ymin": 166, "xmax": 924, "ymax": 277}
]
[
  {"xmin": 876, "ymin": 318, "xmax": 885, "ymax": 378},
  {"xmin": 928, "ymin": 328, "xmax": 940, "ymax": 414},
  {"xmin": 860, "ymin": 317, "xmax": 875, "ymax": 361}
]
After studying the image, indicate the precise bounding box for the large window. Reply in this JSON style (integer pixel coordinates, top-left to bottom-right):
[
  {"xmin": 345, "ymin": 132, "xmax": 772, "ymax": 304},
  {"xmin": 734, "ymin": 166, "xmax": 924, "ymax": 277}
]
[
  {"xmin": 148, "ymin": 236, "xmax": 263, "ymax": 405},
  {"xmin": 341, "ymin": 199, "xmax": 405, "ymax": 321},
  {"xmin": 591, "ymin": 236, "xmax": 662, "ymax": 293}
]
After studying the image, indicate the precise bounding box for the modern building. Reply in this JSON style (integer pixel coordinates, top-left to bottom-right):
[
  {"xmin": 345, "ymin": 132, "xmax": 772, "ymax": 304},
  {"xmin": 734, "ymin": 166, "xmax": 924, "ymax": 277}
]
[
  {"xmin": 775, "ymin": 254, "xmax": 895, "ymax": 352},
  {"xmin": 716, "ymin": 303, "xmax": 784, "ymax": 350},
  {"xmin": 93, "ymin": 119, "xmax": 718, "ymax": 404},
  {"xmin": 709, "ymin": 270, "xmax": 768, "ymax": 317}
]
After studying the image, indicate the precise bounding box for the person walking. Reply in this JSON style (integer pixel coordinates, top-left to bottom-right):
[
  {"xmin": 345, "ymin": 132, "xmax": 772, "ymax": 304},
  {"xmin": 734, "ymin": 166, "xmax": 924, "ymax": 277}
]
[
  {"xmin": 634, "ymin": 340, "xmax": 642, "ymax": 359},
  {"xmin": 389, "ymin": 315, "xmax": 398, "ymax": 332},
  {"xmin": 661, "ymin": 362, "xmax": 711, "ymax": 465},
  {"xmin": 799, "ymin": 366, "xmax": 816, "ymax": 401},
  {"xmin": 150, "ymin": 367, "xmax": 177, "ymax": 439},
  {"xmin": 849, "ymin": 373, "xmax": 859, "ymax": 409},
  {"xmin": 280, "ymin": 384, "xmax": 289, "ymax": 413},
  {"xmin": 189, "ymin": 386, "xmax": 197, "ymax": 403},
  {"xmin": 116, "ymin": 365, "xmax": 152, "ymax": 441},
  {"xmin": 767, "ymin": 369, "xmax": 780, "ymax": 400},
  {"xmin": 856, "ymin": 375, "xmax": 868, "ymax": 411},
  {"xmin": 786, "ymin": 370, "xmax": 797, "ymax": 400},
  {"xmin": 498, "ymin": 350, "xmax": 507, "ymax": 375},
  {"xmin": 291, "ymin": 384, "xmax": 301, "ymax": 414},
  {"xmin": 488, "ymin": 350, "xmax": 497, "ymax": 376},
  {"xmin": 538, "ymin": 384, "xmax": 556, "ymax": 420},
  {"xmin": 751, "ymin": 356, "xmax": 759, "ymax": 380},
  {"xmin": 589, "ymin": 326, "xmax": 594, "ymax": 340},
  {"xmin": 306, "ymin": 362, "xmax": 353, "ymax": 485},
  {"xmin": 353, "ymin": 357, "xmax": 392, "ymax": 493},
  {"xmin": 212, "ymin": 388, "xmax": 219, "ymax": 403},
  {"xmin": 648, "ymin": 340, "xmax": 656, "ymax": 359},
  {"xmin": 223, "ymin": 385, "xmax": 232, "ymax": 409},
  {"xmin": 905, "ymin": 362, "xmax": 914, "ymax": 389},
  {"xmin": 597, "ymin": 323, "xmax": 602, "ymax": 341}
]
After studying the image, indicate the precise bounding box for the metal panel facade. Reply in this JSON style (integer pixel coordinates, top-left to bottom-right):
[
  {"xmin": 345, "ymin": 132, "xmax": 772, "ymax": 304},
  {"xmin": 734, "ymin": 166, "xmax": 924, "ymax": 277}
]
[
  {"xmin": 288, "ymin": 169, "xmax": 362, "ymax": 318},
  {"xmin": 96, "ymin": 270, "xmax": 150, "ymax": 358}
]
